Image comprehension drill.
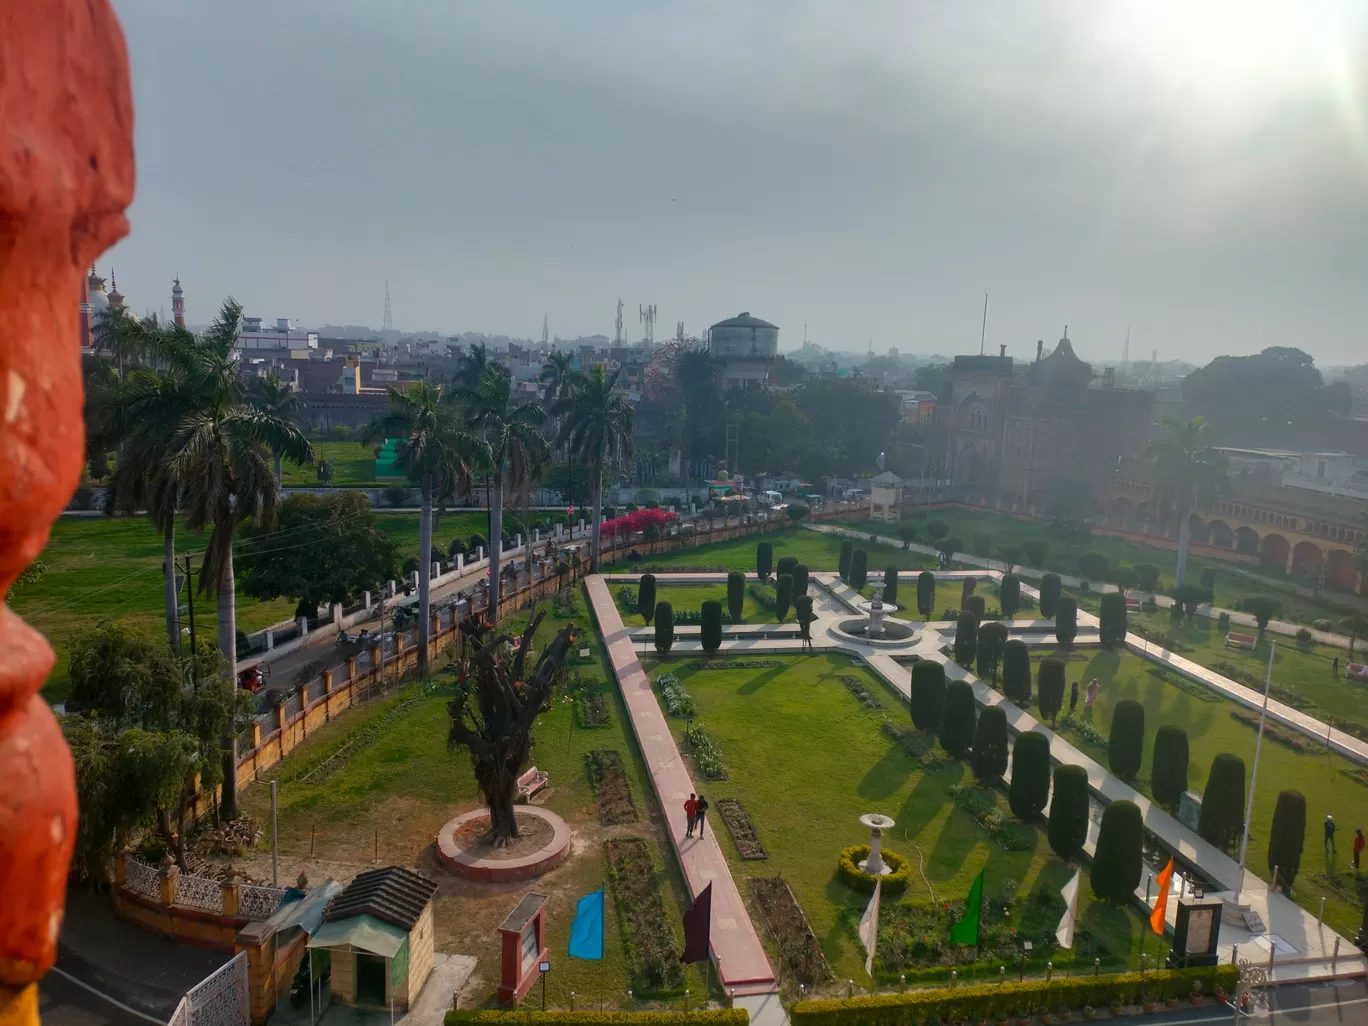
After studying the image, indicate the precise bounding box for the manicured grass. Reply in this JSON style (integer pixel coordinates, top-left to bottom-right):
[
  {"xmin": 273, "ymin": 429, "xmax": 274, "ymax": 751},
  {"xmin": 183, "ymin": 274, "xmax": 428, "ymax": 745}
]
[
  {"xmin": 640, "ymin": 654, "xmax": 1149, "ymax": 983},
  {"xmin": 281, "ymin": 440, "xmax": 378, "ymax": 487},
  {"xmin": 239, "ymin": 600, "xmax": 710, "ymax": 1009},
  {"xmin": 609, "ymin": 528, "xmax": 935, "ymax": 576},
  {"xmin": 1026, "ymin": 647, "xmax": 1368, "ymax": 939},
  {"xmin": 612, "ymin": 582, "xmax": 776, "ymax": 625}
]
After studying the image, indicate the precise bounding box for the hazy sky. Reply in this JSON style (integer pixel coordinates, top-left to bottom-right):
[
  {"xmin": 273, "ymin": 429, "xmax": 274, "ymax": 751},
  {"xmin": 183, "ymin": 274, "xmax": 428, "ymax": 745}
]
[{"xmin": 106, "ymin": 1, "xmax": 1367, "ymax": 365}]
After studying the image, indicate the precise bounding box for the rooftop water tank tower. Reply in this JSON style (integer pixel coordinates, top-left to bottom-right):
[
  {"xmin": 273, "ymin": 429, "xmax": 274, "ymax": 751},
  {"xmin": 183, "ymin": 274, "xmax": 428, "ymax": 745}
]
[{"xmin": 708, "ymin": 312, "xmax": 778, "ymax": 359}]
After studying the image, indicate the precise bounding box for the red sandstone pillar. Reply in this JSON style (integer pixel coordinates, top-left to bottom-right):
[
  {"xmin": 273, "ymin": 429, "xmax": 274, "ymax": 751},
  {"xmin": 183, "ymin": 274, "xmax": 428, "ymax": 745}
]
[{"xmin": 1, "ymin": 2, "xmax": 134, "ymax": 1013}]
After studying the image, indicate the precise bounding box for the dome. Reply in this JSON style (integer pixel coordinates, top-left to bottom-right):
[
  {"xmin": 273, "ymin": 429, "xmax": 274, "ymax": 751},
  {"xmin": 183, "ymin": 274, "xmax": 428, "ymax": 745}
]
[{"xmin": 711, "ymin": 311, "xmax": 777, "ymax": 330}]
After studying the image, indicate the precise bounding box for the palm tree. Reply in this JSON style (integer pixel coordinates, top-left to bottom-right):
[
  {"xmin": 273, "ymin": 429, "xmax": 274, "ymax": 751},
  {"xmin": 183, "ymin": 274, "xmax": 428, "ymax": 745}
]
[
  {"xmin": 540, "ymin": 350, "xmax": 581, "ymax": 506},
  {"xmin": 248, "ymin": 372, "xmax": 304, "ymax": 487},
  {"xmin": 460, "ymin": 366, "xmax": 548, "ymax": 621},
  {"xmin": 162, "ymin": 298, "xmax": 313, "ymax": 820},
  {"xmin": 557, "ymin": 366, "xmax": 635, "ymax": 572},
  {"xmin": 1143, "ymin": 416, "xmax": 1230, "ymax": 587},
  {"xmin": 362, "ymin": 381, "xmax": 485, "ymax": 671},
  {"xmin": 454, "ymin": 342, "xmax": 489, "ymax": 391}
]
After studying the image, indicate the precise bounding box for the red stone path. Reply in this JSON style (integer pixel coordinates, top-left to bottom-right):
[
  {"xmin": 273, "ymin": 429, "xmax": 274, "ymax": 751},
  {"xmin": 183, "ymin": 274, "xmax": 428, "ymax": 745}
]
[{"xmin": 585, "ymin": 574, "xmax": 777, "ymax": 996}]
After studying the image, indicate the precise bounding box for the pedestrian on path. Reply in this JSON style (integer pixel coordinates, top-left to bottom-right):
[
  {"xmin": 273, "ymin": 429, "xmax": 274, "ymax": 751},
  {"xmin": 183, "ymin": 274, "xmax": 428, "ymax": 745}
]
[
  {"xmin": 684, "ymin": 794, "xmax": 698, "ymax": 838},
  {"xmin": 1353, "ymin": 828, "xmax": 1365, "ymax": 872},
  {"xmin": 695, "ymin": 795, "xmax": 710, "ymax": 838},
  {"xmin": 1084, "ymin": 678, "xmax": 1100, "ymax": 719},
  {"xmin": 1324, "ymin": 815, "xmax": 1337, "ymax": 853},
  {"xmin": 1333, "ymin": 656, "xmax": 1340, "ymax": 677},
  {"xmin": 1069, "ymin": 681, "xmax": 1079, "ymax": 715}
]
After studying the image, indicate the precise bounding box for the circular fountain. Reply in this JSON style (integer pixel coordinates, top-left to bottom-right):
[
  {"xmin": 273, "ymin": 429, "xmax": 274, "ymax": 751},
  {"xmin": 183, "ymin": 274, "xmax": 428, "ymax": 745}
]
[{"xmin": 832, "ymin": 584, "xmax": 920, "ymax": 645}]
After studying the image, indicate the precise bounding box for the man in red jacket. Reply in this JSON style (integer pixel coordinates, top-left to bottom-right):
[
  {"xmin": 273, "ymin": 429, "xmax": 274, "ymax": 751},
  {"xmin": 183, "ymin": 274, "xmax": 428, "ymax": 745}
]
[
  {"xmin": 684, "ymin": 794, "xmax": 698, "ymax": 838},
  {"xmin": 1354, "ymin": 827, "xmax": 1365, "ymax": 872}
]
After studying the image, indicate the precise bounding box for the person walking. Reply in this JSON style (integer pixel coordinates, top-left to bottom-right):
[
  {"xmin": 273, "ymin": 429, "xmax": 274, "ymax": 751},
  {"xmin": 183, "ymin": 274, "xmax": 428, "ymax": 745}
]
[
  {"xmin": 684, "ymin": 793, "xmax": 698, "ymax": 838},
  {"xmin": 1069, "ymin": 680, "xmax": 1080, "ymax": 716},
  {"xmin": 1084, "ymin": 678, "xmax": 1100, "ymax": 718},
  {"xmin": 1353, "ymin": 828, "xmax": 1365, "ymax": 872},
  {"xmin": 1333, "ymin": 656, "xmax": 1340, "ymax": 677},
  {"xmin": 1324, "ymin": 814, "xmax": 1337, "ymax": 853},
  {"xmin": 694, "ymin": 795, "xmax": 710, "ymax": 838}
]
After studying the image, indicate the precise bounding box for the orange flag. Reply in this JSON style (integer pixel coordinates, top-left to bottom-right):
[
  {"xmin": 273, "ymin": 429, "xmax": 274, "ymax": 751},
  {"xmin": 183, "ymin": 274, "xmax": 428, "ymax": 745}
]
[{"xmin": 1150, "ymin": 857, "xmax": 1175, "ymax": 935}]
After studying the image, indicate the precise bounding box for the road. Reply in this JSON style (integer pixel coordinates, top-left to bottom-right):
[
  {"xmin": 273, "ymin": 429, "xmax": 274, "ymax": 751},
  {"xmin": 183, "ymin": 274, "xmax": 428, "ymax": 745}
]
[
  {"xmin": 1114, "ymin": 979, "xmax": 1368, "ymax": 1025},
  {"xmin": 39, "ymin": 970, "xmax": 162, "ymax": 1026}
]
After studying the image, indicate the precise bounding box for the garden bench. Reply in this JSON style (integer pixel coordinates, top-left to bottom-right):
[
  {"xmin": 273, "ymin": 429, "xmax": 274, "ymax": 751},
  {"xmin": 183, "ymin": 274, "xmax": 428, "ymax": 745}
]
[
  {"xmin": 516, "ymin": 766, "xmax": 549, "ymax": 802},
  {"xmin": 1225, "ymin": 632, "xmax": 1257, "ymax": 650},
  {"xmin": 1125, "ymin": 596, "xmax": 1141, "ymax": 611},
  {"xmin": 1346, "ymin": 664, "xmax": 1368, "ymax": 684}
]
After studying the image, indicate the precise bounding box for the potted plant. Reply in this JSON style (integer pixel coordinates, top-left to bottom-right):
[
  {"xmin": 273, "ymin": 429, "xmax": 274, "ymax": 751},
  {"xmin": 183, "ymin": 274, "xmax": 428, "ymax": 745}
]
[
  {"xmin": 1054, "ymin": 1002, "xmax": 1072, "ymax": 1022},
  {"xmin": 1189, "ymin": 980, "xmax": 1204, "ymax": 1007},
  {"xmin": 1108, "ymin": 996, "xmax": 1122, "ymax": 1017},
  {"xmin": 1165, "ymin": 991, "xmax": 1179, "ymax": 1010},
  {"xmin": 1214, "ymin": 982, "xmax": 1228, "ymax": 1004},
  {"xmin": 1082, "ymin": 1005, "xmax": 1096, "ymax": 1021},
  {"xmin": 1142, "ymin": 990, "xmax": 1158, "ymax": 1014}
]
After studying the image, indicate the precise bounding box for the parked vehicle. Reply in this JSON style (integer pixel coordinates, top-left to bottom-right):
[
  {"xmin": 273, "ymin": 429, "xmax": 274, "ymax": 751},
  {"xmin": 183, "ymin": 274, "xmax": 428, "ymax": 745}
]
[{"xmin": 237, "ymin": 662, "xmax": 270, "ymax": 692}]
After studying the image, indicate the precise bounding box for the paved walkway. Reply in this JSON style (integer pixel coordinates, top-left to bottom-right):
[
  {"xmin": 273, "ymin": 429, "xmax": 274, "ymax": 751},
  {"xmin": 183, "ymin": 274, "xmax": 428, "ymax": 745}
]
[{"xmin": 584, "ymin": 575, "xmax": 778, "ymax": 997}]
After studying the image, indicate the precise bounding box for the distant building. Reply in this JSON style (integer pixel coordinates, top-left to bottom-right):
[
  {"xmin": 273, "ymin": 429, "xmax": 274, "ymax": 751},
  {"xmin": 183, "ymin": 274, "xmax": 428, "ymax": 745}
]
[
  {"xmin": 236, "ymin": 316, "xmax": 318, "ymax": 358},
  {"xmin": 708, "ymin": 312, "xmax": 778, "ymax": 390},
  {"xmin": 894, "ymin": 390, "xmax": 937, "ymax": 424}
]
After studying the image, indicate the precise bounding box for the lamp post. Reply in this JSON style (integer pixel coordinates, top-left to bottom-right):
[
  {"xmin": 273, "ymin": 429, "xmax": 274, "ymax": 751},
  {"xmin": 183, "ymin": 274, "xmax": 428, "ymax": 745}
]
[{"xmin": 1233, "ymin": 641, "xmax": 1276, "ymax": 906}]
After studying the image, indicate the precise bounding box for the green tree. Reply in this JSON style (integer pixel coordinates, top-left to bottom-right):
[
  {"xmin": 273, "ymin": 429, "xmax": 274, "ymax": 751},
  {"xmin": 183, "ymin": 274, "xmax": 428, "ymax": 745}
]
[
  {"xmin": 850, "ymin": 549, "xmax": 869, "ymax": 591},
  {"xmin": 926, "ymin": 519, "xmax": 949, "ymax": 542},
  {"xmin": 237, "ymin": 492, "xmax": 400, "ymax": 612},
  {"xmin": 939, "ymin": 680, "xmax": 977, "ymax": 759},
  {"xmin": 1037, "ymin": 656, "xmax": 1065, "ymax": 726},
  {"xmin": 1197, "ymin": 753, "xmax": 1247, "ymax": 852},
  {"xmin": 1340, "ymin": 614, "xmax": 1368, "ymax": 662},
  {"xmin": 775, "ymin": 573, "xmax": 794, "ymax": 622},
  {"xmin": 67, "ymin": 622, "xmax": 184, "ymax": 728},
  {"xmin": 654, "ymin": 602, "xmax": 675, "ymax": 655},
  {"xmin": 838, "ymin": 540, "xmax": 854, "ymax": 581},
  {"xmin": 977, "ymin": 621, "xmax": 1008, "ymax": 683},
  {"xmin": 1111, "ymin": 566, "xmax": 1139, "ymax": 594},
  {"xmin": 1009, "ymin": 731, "xmax": 1052, "ymax": 821},
  {"xmin": 972, "ymin": 533, "xmax": 993, "ymax": 558},
  {"xmin": 793, "ymin": 563, "xmax": 810, "ymax": 597},
  {"xmin": 1022, "ymin": 538, "xmax": 1049, "ymax": 568},
  {"xmin": 1002, "ymin": 640, "xmax": 1032, "ymax": 704},
  {"xmin": 794, "ymin": 594, "xmax": 816, "ymax": 650},
  {"xmin": 1039, "ymin": 573, "xmax": 1062, "ymax": 618},
  {"xmin": 1151, "ymin": 726, "xmax": 1190, "ymax": 810},
  {"xmin": 1267, "ymin": 790, "xmax": 1306, "ymax": 892},
  {"xmin": 965, "ymin": 594, "xmax": 986, "ymax": 620},
  {"xmin": 1091, "ymin": 800, "xmax": 1144, "ymax": 903},
  {"xmin": 917, "ymin": 571, "xmax": 936, "ymax": 619},
  {"xmin": 1143, "ymin": 416, "xmax": 1231, "ymax": 587},
  {"xmin": 953, "ymin": 612, "xmax": 978, "ymax": 667},
  {"xmin": 883, "ymin": 566, "xmax": 898, "ymax": 605},
  {"xmin": 777, "ymin": 556, "xmax": 798, "ymax": 580},
  {"xmin": 939, "ymin": 536, "xmax": 962, "ymax": 562},
  {"xmin": 363, "ymin": 380, "xmax": 483, "ymax": 664},
  {"xmin": 638, "ymin": 573, "xmax": 657, "ymax": 626},
  {"xmin": 971, "ymin": 705, "xmax": 1009, "ymax": 783},
  {"xmin": 1055, "ymin": 597, "xmax": 1078, "ymax": 647},
  {"xmin": 897, "ymin": 524, "xmax": 918, "ymax": 550},
  {"xmin": 1172, "ymin": 583, "xmax": 1212, "ymax": 619},
  {"xmin": 910, "ymin": 660, "xmax": 947, "ymax": 731},
  {"xmin": 247, "ymin": 372, "xmax": 304, "ymax": 487},
  {"xmin": 1077, "ymin": 551, "xmax": 1110, "ymax": 583},
  {"xmin": 1048, "ymin": 764, "xmax": 1091, "ymax": 859},
  {"xmin": 786, "ymin": 503, "xmax": 809, "ymax": 524},
  {"xmin": 1241, "ymin": 595, "xmax": 1282, "ymax": 634},
  {"xmin": 1134, "ymin": 563, "xmax": 1161, "ymax": 592},
  {"xmin": 700, "ymin": 600, "xmax": 723, "ymax": 654},
  {"xmin": 756, "ymin": 542, "xmax": 773, "ymax": 581},
  {"xmin": 998, "ymin": 544, "xmax": 1023, "ymax": 571},
  {"xmin": 556, "ymin": 365, "xmax": 631, "ymax": 572},
  {"xmin": 726, "ymin": 571, "xmax": 745, "ymax": 623},
  {"xmin": 1000, "ymin": 574, "xmax": 1021, "ymax": 618},
  {"xmin": 1108, "ymin": 700, "xmax": 1145, "ymax": 780},
  {"xmin": 1099, "ymin": 592, "xmax": 1128, "ymax": 646}
]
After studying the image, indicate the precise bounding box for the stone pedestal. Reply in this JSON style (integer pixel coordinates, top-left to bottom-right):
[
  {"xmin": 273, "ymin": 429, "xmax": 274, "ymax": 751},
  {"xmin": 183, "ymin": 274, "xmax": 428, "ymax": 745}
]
[{"xmin": 858, "ymin": 813, "xmax": 896, "ymax": 876}]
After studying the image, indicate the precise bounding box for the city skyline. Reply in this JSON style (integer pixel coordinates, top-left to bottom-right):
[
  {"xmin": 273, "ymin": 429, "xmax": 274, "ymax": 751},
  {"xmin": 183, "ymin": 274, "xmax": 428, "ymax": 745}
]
[{"xmin": 105, "ymin": 0, "xmax": 1367, "ymax": 365}]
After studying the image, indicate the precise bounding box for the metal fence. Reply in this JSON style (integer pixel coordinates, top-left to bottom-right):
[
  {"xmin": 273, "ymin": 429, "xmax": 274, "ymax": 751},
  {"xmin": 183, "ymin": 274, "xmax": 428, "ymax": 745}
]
[
  {"xmin": 239, "ymin": 883, "xmax": 287, "ymax": 920},
  {"xmin": 123, "ymin": 855, "xmax": 160, "ymax": 900},
  {"xmin": 175, "ymin": 871, "xmax": 225, "ymax": 914},
  {"xmin": 186, "ymin": 951, "xmax": 249, "ymax": 1026}
]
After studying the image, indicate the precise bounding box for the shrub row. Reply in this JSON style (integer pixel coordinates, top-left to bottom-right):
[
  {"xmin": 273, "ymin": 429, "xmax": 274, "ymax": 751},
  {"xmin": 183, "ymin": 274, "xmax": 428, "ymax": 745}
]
[
  {"xmin": 448, "ymin": 1012, "xmax": 746, "ymax": 1026},
  {"xmin": 653, "ymin": 673, "xmax": 695, "ymax": 717},
  {"xmin": 789, "ymin": 966, "xmax": 1238, "ymax": 1026},
  {"xmin": 682, "ymin": 722, "xmax": 726, "ymax": 779}
]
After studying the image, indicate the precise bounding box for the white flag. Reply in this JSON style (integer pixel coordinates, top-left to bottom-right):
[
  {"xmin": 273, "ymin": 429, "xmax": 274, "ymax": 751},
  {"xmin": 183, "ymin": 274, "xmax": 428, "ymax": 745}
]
[
  {"xmin": 858, "ymin": 879, "xmax": 882, "ymax": 976},
  {"xmin": 1056, "ymin": 870, "xmax": 1082, "ymax": 949}
]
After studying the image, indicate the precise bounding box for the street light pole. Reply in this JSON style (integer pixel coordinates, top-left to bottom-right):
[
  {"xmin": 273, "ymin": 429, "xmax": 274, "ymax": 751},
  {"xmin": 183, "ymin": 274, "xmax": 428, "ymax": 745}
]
[{"xmin": 1233, "ymin": 641, "xmax": 1276, "ymax": 905}]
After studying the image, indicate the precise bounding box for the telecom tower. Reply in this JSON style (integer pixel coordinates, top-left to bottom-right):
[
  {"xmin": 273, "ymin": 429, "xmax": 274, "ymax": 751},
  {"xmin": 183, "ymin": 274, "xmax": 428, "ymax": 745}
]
[
  {"xmin": 614, "ymin": 298, "xmax": 624, "ymax": 345},
  {"xmin": 639, "ymin": 303, "xmax": 657, "ymax": 346},
  {"xmin": 676, "ymin": 320, "xmax": 685, "ymax": 343},
  {"xmin": 542, "ymin": 314, "xmax": 549, "ymax": 346},
  {"xmin": 382, "ymin": 278, "xmax": 394, "ymax": 333},
  {"xmin": 1122, "ymin": 325, "xmax": 1130, "ymax": 363}
]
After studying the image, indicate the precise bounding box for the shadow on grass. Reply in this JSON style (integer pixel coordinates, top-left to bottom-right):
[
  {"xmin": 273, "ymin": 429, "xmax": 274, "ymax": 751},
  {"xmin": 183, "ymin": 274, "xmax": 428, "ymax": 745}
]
[
  {"xmin": 856, "ymin": 742, "xmax": 918, "ymax": 802},
  {"xmin": 896, "ymin": 760, "xmax": 965, "ymax": 839},
  {"xmin": 737, "ymin": 664, "xmax": 789, "ymax": 696}
]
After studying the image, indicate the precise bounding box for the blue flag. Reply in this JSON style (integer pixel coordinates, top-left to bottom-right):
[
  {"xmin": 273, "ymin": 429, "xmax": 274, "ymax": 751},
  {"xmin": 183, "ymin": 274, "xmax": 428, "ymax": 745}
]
[{"xmin": 568, "ymin": 889, "xmax": 604, "ymax": 960}]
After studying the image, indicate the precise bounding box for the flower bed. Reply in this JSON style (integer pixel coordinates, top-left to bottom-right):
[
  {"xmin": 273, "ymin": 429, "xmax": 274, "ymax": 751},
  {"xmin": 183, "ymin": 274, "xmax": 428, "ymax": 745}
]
[
  {"xmin": 574, "ymin": 676, "xmax": 611, "ymax": 727},
  {"xmin": 716, "ymin": 798, "xmax": 767, "ymax": 859},
  {"xmin": 1230, "ymin": 708, "xmax": 1325, "ymax": 753},
  {"xmin": 947, "ymin": 785, "xmax": 1034, "ymax": 851},
  {"xmin": 838, "ymin": 674, "xmax": 883, "ymax": 710},
  {"xmin": 687, "ymin": 659, "xmax": 784, "ymax": 670},
  {"xmin": 604, "ymin": 838, "xmax": 685, "ymax": 994},
  {"xmin": 682, "ymin": 722, "xmax": 726, "ymax": 780},
  {"xmin": 654, "ymin": 673, "xmax": 695, "ymax": 717},
  {"xmin": 837, "ymin": 844, "xmax": 911, "ymax": 895},
  {"xmin": 880, "ymin": 720, "xmax": 956, "ymax": 772},
  {"xmin": 749, "ymin": 875, "xmax": 833, "ymax": 987},
  {"xmin": 587, "ymin": 750, "xmax": 639, "ymax": 825}
]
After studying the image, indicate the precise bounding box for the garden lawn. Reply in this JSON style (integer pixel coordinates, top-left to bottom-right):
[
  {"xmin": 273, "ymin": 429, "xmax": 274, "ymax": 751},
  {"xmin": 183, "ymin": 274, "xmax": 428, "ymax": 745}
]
[
  {"xmin": 875, "ymin": 509, "xmax": 1366, "ymax": 625},
  {"xmin": 239, "ymin": 597, "xmax": 711, "ymax": 1009},
  {"xmin": 609, "ymin": 528, "xmax": 934, "ymax": 576},
  {"xmin": 640, "ymin": 653, "xmax": 1149, "ymax": 986},
  {"xmin": 614, "ymin": 582, "xmax": 776, "ymax": 625},
  {"xmin": 1027, "ymin": 647, "xmax": 1368, "ymax": 939},
  {"xmin": 280, "ymin": 440, "xmax": 378, "ymax": 487}
]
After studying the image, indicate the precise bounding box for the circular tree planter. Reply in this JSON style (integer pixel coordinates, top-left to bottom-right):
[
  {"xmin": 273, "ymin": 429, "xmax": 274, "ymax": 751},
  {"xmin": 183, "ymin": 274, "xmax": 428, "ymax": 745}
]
[{"xmin": 437, "ymin": 806, "xmax": 570, "ymax": 882}]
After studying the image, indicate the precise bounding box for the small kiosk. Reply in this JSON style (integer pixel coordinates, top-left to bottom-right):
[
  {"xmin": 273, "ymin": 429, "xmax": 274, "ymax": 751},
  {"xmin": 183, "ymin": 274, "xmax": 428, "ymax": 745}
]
[{"xmin": 497, "ymin": 892, "xmax": 549, "ymax": 1005}]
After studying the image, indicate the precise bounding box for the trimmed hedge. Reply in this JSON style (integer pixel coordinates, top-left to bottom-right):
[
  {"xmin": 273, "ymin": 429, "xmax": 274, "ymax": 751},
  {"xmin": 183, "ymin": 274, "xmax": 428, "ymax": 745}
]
[
  {"xmin": 777, "ymin": 556, "xmax": 799, "ymax": 581},
  {"xmin": 971, "ymin": 705, "xmax": 1009, "ymax": 783},
  {"xmin": 1198, "ymin": 752, "xmax": 1246, "ymax": 852},
  {"xmin": 1268, "ymin": 789, "xmax": 1307, "ymax": 891},
  {"xmin": 1092, "ymin": 800, "xmax": 1144, "ymax": 903},
  {"xmin": 1000, "ymin": 573, "xmax": 1021, "ymax": 617},
  {"xmin": 910, "ymin": 660, "xmax": 947, "ymax": 731},
  {"xmin": 1108, "ymin": 700, "xmax": 1145, "ymax": 781},
  {"xmin": 756, "ymin": 541, "xmax": 773, "ymax": 580},
  {"xmin": 965, "ymin": 594, "xmax": 986, "ymax": 621},
  {"xmin": 775, "ymin": 573, "xmax": 793, "ymax": 622},
  {"xmin": 917, "ymin": 571, "xmax": 936, "ymax": 619},
  {"xmin": 1048, "ymin": 763, "xmax": 1090, "ymax": 859},
  {"xmin": 1099, "ymin": 591, "xmax": 1127, "ymax": 646},
  {"xmin": 838, "ymin": 541, "xmax": 854, "ymax": 582},
  {"xmin": 1037, "ymin": 656, "xmax": 1065, "ymax": 724},
  {"xmin": 638, "ymin": 574, "xmax": 657, "ymax": 625},
  {"xmin": 793, "ymin": 563, "xmax": 810, "ymax": 597},
  {"xmin": 1008, "ymin": 731, "xmax": 1051, "ymax": 821},
  {"xmin": 953, "ymin": 612, "xmax": 978, "ymax": 667},
  {"xmin": 449, "ymin": 1013, "xmax": 748, "ymax": 1026},
  {"xmin": 1151, "ymin": 726, "xmax": 1189, "ymax": 809},
  {"xmin": 976, "ymin": 621, "xmax": 1008, "ymax": 682},
  {"xmin": 1002, "ymin": 640, "xmax": 1032, "ymax": 704},
  {"xmin": 726, "ymin": 571, "xmax": 745, "ymax": 624},
  {"xmin": 653, "ymin": 602, "xmax": 674, "ymax": 656},
  {"xmin": 850, "ymin": 549, "xmax": 869, "ymax": 591},
  {"xmin": 939, "ymin": 680, "xmax": 977, "ymax": 759},
  {"xmin": 1039, "ymin": 573, "xmax": 1062, "ymax": 618},
  {"xmin": 1055, "ymin": 597, "xmax": 1078, "ymax": 647},
  {"xmin": 837, "ymin": 844, "xmax": 911, "ymax": 895},
  {"xmin": 700, "ymin": 600, "xmax": 723, "ymax": 655},
  {"xmin": 1078, "ymin": 551, "xmax": 1110, "ymax": 583},
  {"xmin": 789, "ymin": 967, "xmax": 1239, "ymax": 1026},
  {"xmin": 883, "ymin": 566, "xmax": 898, "ymax": 605}
]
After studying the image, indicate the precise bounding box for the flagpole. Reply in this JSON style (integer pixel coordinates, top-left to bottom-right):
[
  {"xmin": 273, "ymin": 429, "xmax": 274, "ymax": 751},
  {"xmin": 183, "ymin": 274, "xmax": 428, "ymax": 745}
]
[{"xmin": 1233, "ymin": 641, "xmax": 1276, "ymax": 906}]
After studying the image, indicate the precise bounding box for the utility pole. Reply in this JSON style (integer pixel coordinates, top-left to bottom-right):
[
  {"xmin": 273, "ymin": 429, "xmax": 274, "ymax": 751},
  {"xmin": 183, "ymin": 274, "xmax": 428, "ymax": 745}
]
[
  {"xmin": 979, "ymin": 292, "xmax": 989, "ymax": 355},
  {"xmin": 182, "ymin": 554, "xmax": 199, "ymax": 690},
  {"xmin": 377, "ymin": 590, "xmax": 387, "ymax": 693}
]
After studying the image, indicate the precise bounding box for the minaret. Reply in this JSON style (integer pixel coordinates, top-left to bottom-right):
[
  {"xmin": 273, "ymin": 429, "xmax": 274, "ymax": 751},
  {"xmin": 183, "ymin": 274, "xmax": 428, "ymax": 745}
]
[
  {"xmin": 78, "ymin": 266, "xmax": 95, "ymax": 348},
  {"xmin": 107, "ymin": 268, "xmax": 124, "ymax": 312},
  {"xmin": 172, "ymin": 276, "xmax": 185, "ymax": 328}
]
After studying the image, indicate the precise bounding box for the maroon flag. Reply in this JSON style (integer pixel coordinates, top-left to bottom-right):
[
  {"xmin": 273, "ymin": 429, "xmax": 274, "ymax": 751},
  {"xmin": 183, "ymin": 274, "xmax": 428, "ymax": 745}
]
[{"xmin": 681, "ymin": 883, "xmax": 712, "ymax": 963}]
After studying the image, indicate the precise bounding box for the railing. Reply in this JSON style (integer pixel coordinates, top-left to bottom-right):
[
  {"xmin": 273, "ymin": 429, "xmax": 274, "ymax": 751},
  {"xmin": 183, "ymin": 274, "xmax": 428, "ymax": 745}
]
[
  {"xmin": 239, "ymin": 883, "xmax": 287, "ymax": 920},
  {"xmin": 123, "ymin": 855, "xmax": 160, "ymax": 900},
  {"xmin": 175, "ymin": 871, "xmax": 225, "ymax": 914},
  {"xmin": 186, "ymin": 951, "xmax": 249, "ymax": 1026}
]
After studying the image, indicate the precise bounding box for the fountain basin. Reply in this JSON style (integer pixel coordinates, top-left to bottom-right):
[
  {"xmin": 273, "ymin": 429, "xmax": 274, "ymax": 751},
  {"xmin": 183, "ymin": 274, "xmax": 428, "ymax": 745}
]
[{"xmin": 831, "ymin": 617, "xmax": 920, "ymax": 646}]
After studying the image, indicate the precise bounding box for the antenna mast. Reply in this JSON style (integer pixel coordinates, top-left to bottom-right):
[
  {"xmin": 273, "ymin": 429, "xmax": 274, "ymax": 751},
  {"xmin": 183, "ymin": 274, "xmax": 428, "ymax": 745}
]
[
  {"xmin": 382, "ymin": 278, "xmax": 393, "ymax": 334},
  {"xmin": 614, "ymin": 298, "xmax": 623, "ymax": 345},
  {"xmin": 639, "ymin": 303, "xmax": 657, "ymax": 346},
  {"xmin": 979, "ymin": 292, "xmax": 989, "ymax": 355},
  {"xmin": 542, "ymin": 314, "xmax": 549, "ymax": 346}
]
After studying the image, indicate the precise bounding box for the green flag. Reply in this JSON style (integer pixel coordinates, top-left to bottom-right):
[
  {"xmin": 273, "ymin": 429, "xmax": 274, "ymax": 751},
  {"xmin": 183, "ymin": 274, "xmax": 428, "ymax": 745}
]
[{"xmin": 949, "ymin": 870, "xmax": 984, "ymax": 946}]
